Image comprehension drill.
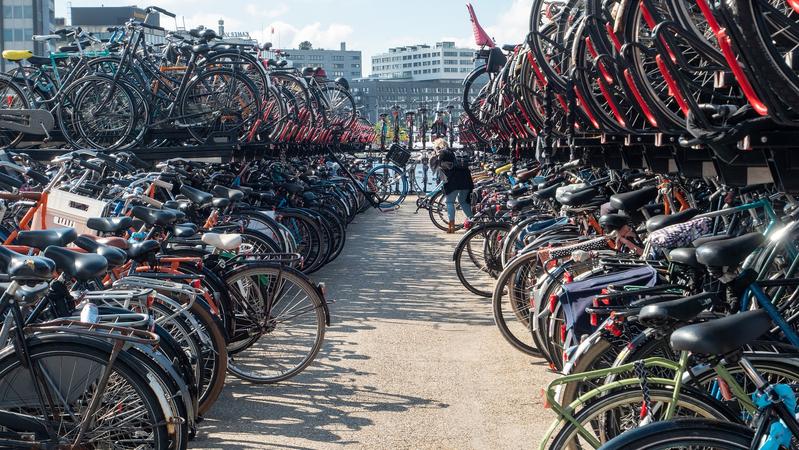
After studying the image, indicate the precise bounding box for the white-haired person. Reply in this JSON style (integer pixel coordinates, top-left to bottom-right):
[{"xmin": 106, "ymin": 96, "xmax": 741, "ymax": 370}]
[{"xmin": 433, "ymin": 139, "xmax": 474, "ymax": 233}]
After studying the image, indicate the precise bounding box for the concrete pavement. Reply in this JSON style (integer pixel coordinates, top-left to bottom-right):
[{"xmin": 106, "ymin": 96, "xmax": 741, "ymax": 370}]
[{"xmin": 194, "ymin": 205, "xmax": 556, "ymax": 449}]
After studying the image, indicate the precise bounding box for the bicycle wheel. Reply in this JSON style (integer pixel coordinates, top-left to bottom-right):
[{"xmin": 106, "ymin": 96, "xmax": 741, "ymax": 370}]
[
  {"xmin": 454, "ymin": 223, "xmax": 511, "ymax": 297},
  {"xmin": 597, "ymin": 418, "xmax": 753, "ymax": 450},
  {"xmin": 462, "ymin": 66, "xmax": 492, "ymax": 128},
  {"xmin": 365, "ymin": 164, "xmax": 409, "ymax": 209},
  {"xmin": 275, "ymin": 210, "xmax": 324, "ymax": 272},
  {"xmin": 549, "ymin": 387, "xmax": 737, "ymax": 450},
  {"xmin": 0, "ymin": 338, "xmax": 169, "ymax": 448},
  {"xmin": 726, "ymin": 0, "xmax": 799, "ymax": 108},
  {"xmin": 224, "ymin": 263, "xmax": 326, "ymax": 383},
  {"xmin": 71, "ymin": 75, "xmax": 137, "ymax": 150},
  {"xmin": 428, "ymin": 190, "xmax": 467, "ymax": 231},
  {"xmin": 180, "ymin": 68, "xmax": 261, "ymax": 144},
  {"xmin": 152, "ymin": 299, "xmax": 227, "ymax": 416},
  {"xmin": 317, "ymin": 83, "xmax": 356, "ymax": 130},
  {"xmin": 0, "ymin": 76, "xmax": 30, "ymax": 149},
  {"xmin": 491, "ymin": 250, "xmax": 542, "ymax": 356}
]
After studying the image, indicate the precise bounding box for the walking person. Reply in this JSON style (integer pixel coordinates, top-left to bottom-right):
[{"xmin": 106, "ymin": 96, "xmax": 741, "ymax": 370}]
[{"xmin": 433, "ymin": 139, "xmax": 474, "ymax": 233}]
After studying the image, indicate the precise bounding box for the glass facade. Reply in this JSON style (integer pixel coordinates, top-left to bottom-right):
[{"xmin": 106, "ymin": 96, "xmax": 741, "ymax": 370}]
[
  {"xmin": 1, "ymin": 0, "xmax": 56, "ymax": 71},
  {"xmin": 371, "ymin": 42, "xmax": 476, "ymax": 81}
]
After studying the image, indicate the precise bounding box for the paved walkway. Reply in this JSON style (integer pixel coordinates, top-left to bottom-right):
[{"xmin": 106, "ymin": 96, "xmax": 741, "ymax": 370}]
[{"xmin": 195, "ymin": 205, "xmax": 556, "ymax": 449}]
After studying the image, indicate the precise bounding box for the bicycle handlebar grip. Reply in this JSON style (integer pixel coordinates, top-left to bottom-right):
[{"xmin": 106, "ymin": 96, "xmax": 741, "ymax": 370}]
[
  {"xmin": 126, "ymin": 152, "xmax": 150, "ymax": 169},
  {"xmin": 25, "ymin": 169, "xmax": 49, "ymax": 185},
  {"xmin": 92, "ymin": 153, "xmax": 128, "ymax": 173},
  {"xmin": 147, "ymin": 6, "xmax": 176, "ymax": 17},
  {"xmin": 78, "ymin": 159, "xmax": 104, "ymax": 173},
  {"xmin": 0, "ymin": 172, "xmax": 22, "ymax": 189},
  {"xmin": 139, "ymin": 21, "xmax": 166, "ymax": 32}
]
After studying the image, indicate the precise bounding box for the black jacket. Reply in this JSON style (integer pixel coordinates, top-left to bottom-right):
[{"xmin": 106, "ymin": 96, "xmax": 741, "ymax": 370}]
[{"xmin": 439, "ymin": 149, "xmax": 473, "ymax": 194}]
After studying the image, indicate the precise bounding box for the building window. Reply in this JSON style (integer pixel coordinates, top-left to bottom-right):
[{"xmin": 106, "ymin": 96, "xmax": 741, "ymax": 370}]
[
  {"xmin": 353, "ymin": 55, "xmax": 360, "ymax": 60},
  {"xmin": 460, "ymin": 60, "xmax": 471, "ymax": 65},
  {"xmin": 460, "ymin": 52, "xmax": 472, "ymax": 57},
  {"xmin": 23, "ymin": 5, "xmax": 32, "ymax": 18},
  {"xmin": 3, "ymin": 29, "xmax": 12, "ymax": 42},
  {"xmin": 444, "ymin": 51, "xmax": 458, "ymax": 57},
  {"xmin": 352, "ymin": 63, "xmax": 360, "ymax": 68},
  {"xmin": 2, "ymin": 6, "xmax": 11, "ymax": 18},
  {"xmin": 444, "ymin": 60, "xmax": 458, "ymax": 65}
]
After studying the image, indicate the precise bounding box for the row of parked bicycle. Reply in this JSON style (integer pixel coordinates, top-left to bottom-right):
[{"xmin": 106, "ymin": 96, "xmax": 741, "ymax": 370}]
[
  {"xmin": 458, "ymin": 0, "xmax": 798, "ymax": 174},
  {"xmin": 0, "ymin": 147, "xmax": 377, "ymax": 448},
  {"xmin": 447, "ymin": 3, "xmax": 799, "ymax": 447},
  {"xmin": 447, "ymin": 151, "xmax": 799, "ymax": 449},
  {"xmin": 0, "ymin": 6, "xmax": 376, "ymax": 151}
]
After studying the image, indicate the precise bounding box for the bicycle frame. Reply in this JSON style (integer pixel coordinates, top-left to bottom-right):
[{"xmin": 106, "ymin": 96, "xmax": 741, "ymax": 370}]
[{"xmin": 540, "ymin": 353, "xmax": 754, "ymax": 449}]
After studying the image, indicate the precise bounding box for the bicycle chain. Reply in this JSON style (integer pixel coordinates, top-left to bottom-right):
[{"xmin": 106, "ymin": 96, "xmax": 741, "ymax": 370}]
[{"xmin": 634, "ymin": 359, "xmax": 653, "ymax": 421}]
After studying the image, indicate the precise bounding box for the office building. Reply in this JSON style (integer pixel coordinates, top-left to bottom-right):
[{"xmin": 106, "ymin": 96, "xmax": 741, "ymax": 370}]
[
  {"xmin": 371, "ymin": 41, "xmax": 476, "ymax": 81},
  {"xmin": 0, "ymin": 0, "xmax": 55, "ymax": 71},
  {"xmin": 284, "ymin": 42, "xmax": 362, "ymax": 79},
  {"xmin": 350, "ymin": 78, "xmax": 469, "ymax": 124},
  {"xmin": 70, "ymin": 6, "xmax": 166, "ymax": 45}
]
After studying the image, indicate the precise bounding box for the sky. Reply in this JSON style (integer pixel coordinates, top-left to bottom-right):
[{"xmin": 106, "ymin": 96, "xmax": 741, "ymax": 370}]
[{"xmin": 55, "ymin": 0, "xmax": 530, "ymax": 75}]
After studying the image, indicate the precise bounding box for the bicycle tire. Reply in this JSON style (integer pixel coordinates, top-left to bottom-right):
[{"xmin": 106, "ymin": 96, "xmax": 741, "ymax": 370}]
[
  {"xmin": 549, "ymin": 387, "xmax": 738, "ymax": 450},
  {"xmin": 0, "ymin": 337, "xmax": 170, "ymax": 449},
  {"xmin": 597, "ymin": 418, "xmax": 753, "ymax": 450},
  {"xmin": 223, "ymin": 262, "xmax": 326, "ymax": 383},
  {"xmin": 454, "ymin": 223, "xmax": 511, "ymax": 297}
]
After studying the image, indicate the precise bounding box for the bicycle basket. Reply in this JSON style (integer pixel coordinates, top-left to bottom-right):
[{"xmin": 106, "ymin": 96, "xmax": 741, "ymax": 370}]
[{"xmin": 387, "ymin": 144, "xmax": 411, "ymax": 166}]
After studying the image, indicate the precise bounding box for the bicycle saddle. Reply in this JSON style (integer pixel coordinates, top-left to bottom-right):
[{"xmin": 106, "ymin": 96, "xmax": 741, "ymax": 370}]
[
  {"xmin": 507, "ymin": 196, "xmax": 536, "ymax": 211},
  {"xmin": 43, "ymin": 246, "xmax": 108, "ymax": 281},
  {"xmin": 15, "ymin": 228, "xmax": 78, "ymax": 251},
  {"xmin": 695, "ymin": 232, "xmax": 764, "ymax": 268},
  {"xmin": 173, "ymin": 224, "xmax": 198, "ymax": 238},
  {"xmin": 609, "ymin": 186, "xmax": 658, "ymax": 212},
  {"xmin": 670, "ymin": 310, "xmax": 771, "ymax": 355},
  {"xmin": 638, "ymin": 293, "xmax": 716, "ymax": 328},
  {"xmin": 72, "ymin": 235, "xmax": 128, "ymax": 268},
  {"xmin": 96, "ymin": 236, "xmax": 130, "ymax": 250},
  {"xmin": 646, "ymin": 208, "xmax": 700, "ymax": 233},
  {"xmin": 211, "ymin": 198, "xmax": 230, "ymax": 209},
  {"xmin": 212, "ymin": 185, "xmax": 245, "ymax": 202},
  {"xmin": 508, "ymin": 185, "xmax": 531, "ymax": 198},
  {"xmin": 0, "ymin": 246, "xmax": 55, "ymax": 281},
  {"xmin": 557, "ymin": 187, "xmax": 601, "ymax": 207},
  {"xmin": 163, "ymin": 200, "xmax": 191, "ymax": 212},
  {"xmin": 668, "ymin": 248, "xmax": 702, "ymax": 269},
  {"xmin": 599, "ymin": 213, "xmax": 630, "ymax": 231},
  {"xmin": 201, "ymin": 233, "xmax": 242, "ymax": 251},
  {"xmin": 534, "ymin": 182, "xmax": 563, "ymax": 201},
  {"xmin": 86, "ymin": 216, "xmax": 133, "ymax": 234},
  {"xmin": 127, "ymin": 240, "xmax": 160, "ymax": 262},
  {"xmin": 280, "ymin": 183, "xmax": 305, "ymax": 195},
  {"xmin": 515, "ymin": 168, "xmax": 537, "ymax": 182},
  {"xmin": 180, "ymin": 185, "xmax": 213, "ymax": 206},
  {"xmin": 131, "ymin": 206, "xmax": 178, "ymax": 227}
]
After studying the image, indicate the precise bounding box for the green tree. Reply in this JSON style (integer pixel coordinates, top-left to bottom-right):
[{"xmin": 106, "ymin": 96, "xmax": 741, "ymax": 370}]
[{"xmin": 298, "ymin": 41, "xmax": 313, "ymax": 50}]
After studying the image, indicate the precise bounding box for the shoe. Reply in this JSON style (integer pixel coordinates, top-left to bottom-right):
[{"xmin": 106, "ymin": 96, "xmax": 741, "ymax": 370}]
[{"xmin": 447, "ymin": 221, "xmax": 455, "ymax": 234}]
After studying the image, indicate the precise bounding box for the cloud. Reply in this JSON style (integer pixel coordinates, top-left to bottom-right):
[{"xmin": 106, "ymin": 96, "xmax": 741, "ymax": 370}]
[
  {"xmin": 251, "ymin": 21, "xmax": 353, "ymax": 50},
  {"xmin": 244, "ymin": 3, "xmax": 289, "ymax": 19},
  {"xmin": 483, "ymin": 0, "xmax": 530, "ymax": 46}
]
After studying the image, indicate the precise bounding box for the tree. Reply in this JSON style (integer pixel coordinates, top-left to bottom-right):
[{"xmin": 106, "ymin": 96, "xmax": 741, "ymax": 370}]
[{"xmin": 298, "ymin": 41, "xmax": 312, "ymax": 50}]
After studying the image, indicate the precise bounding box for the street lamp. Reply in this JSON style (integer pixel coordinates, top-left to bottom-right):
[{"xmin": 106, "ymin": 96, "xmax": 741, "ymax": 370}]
[
  {"xmin": 417, "ymin": 103, "xmax": 428, "ymax": 150},
  {"xmin": 446, "ymin": 104, "xmax": 455, "ymax": 147}
]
